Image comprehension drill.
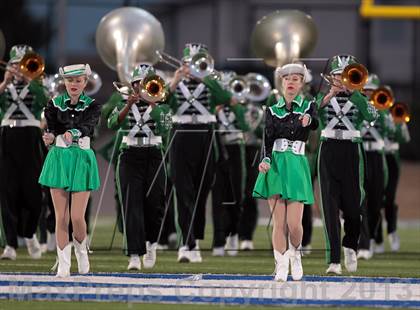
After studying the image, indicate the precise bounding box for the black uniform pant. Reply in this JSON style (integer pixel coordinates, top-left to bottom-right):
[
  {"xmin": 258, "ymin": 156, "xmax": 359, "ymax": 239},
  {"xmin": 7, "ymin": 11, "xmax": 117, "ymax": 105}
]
[
  {"xmin": 375, "ymin": 153, "xmax": 399, "ymax": 243},
  {"xmin": 302, "ymin": 204, "xmax": 313, "ymax": 247},
  {"xmin": 318, "ymin": 140, "xmax": 363, "ymax": 264},
  {"xmin": 0, "ymin": 126, "xmax": 44, "ymax": 248},
  {"xmin": 359, "ymin": 151, "xmax": 385, "ymax": 249},
  {"xmin": 158, "ymin": 172, "xmax": 176, "ymax": 246},
  {"xmin": 239, "ymin": 145, "xmax": 259, "ymax": 241},
  {"xmin": 170, "ymin": 124, "xmax": 216, "ymax": 250},
  {"xmin": 212, "ymin": 143, "xmax": 245, "ymax": 247},
  {"xmin": 117, "ymin": 147, "xmax": 165, "ymax": 256}
]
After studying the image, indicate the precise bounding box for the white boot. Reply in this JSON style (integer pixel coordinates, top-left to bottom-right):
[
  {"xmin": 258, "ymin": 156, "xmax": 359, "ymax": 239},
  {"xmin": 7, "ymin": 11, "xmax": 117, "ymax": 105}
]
[
  {"xmin": 1, "ymin": 245, "xmax": 17, "ymax": 260},
  {"xmin": 273, "ymin": 250, "xmax": 289, "ymax": 282},
  {"xmin": 212, "ymin": 246, "xmax": 225, "ymax": 257},
  {"xmin": 25, "ymin": 235, "xmax": 42, "ymax": 259},
  {"xmin": 127, "ymin": 254, "xmax": 141, "ymax": 270},
  {"xmin": 73, "ymin": 237, "xmax": 90, "ymax": 274},
  {"xmin": 177, "ymin": 246, "xmax": 190, "ymax": 263},
  {"xmin": 389, "ymin": 232, "xmax": 400, "ymax": 252},
  {"xmin": 326, "ymin": 263, "xmax": 342, "ymax": 275},
  {"xmin": 225, "ymin": 234, "xmax": 239, "ymax": 256},
  {"xmin": 56, "ymin": 244, "xmax": 72, "ymax": 278},
  {"xmin": 343, "ymin": 247, "xmax": 357, "ymax": 272},
  {"xmin": 189, "ymin": 241, "xmax": 203, "ymax": 263},
  {"xmin": 374, "ymin": 242, "xmax": 385, "ymax": 254},
  {"xmin": 289, "ymin": 245, "xmax": 303, "ymax": 281},
  {"xmin": 143, "ymin": 242, "xmax": 157, "ymax": 269},
  {"xmin": 240, "ymin": 240, "xmax": 254, "ymax": 251}
]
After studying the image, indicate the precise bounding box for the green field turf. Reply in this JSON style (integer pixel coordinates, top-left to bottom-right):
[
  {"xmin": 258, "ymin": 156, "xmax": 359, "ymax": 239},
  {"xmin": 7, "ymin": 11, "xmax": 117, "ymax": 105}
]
[
  {"xmin": 1, "ymin": 219, "xmax": 419, "ymax": 278},
  {"xmin": 1, "ymin": 220, "xmax": 419, "ymax": 309},
  {"xmin": 0, "ymin": 301, "xmax": 393, "ymax": 310}
]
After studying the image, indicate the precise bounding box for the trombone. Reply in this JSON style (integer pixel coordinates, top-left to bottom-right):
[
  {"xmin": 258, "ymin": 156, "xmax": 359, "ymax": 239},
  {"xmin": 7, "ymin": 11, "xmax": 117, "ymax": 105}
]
[
  {"xmin": 113, "ymin": 74, "xmax": 167, "ymax": 103},
  {"xmin": 0, "ymin": 53, "xmax": 45, "ymax": 80},
  {"xmin": 156, "ymin": 50, "xmax": 216, "ymax": 79},
  {"xmin": 390, "ymin": 102, "xmax": 410, "ymax": 124},
  {"xmin": 321, "ymin": 63, "xmax": 369, "ymax": 91},
  {"xmin": 370, "ymin": 86, "xmax": 394, "ymax": 111}
]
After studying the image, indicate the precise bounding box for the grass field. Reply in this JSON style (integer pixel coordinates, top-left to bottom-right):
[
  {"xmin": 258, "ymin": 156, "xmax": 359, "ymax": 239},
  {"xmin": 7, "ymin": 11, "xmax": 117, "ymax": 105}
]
[{"xmin": 1, "ymin": 219, "xmax": 419, "ymax": 309}]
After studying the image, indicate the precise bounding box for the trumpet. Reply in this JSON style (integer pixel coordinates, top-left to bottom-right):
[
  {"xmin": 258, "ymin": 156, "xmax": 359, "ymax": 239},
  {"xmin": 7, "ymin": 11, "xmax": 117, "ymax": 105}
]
[
  {"xmin": 321, "ymin": 63, "xmax": 369, "ymax": 91},
  {"xmin": 390, "ymin": 102, "xmax": 410, "ymax": 124},
  {"xmin": 0, "ymin": 52, "xmax": 45, "ymax": 80},
  {"xmin": 156, "ymin": 50, "xmax": 216, "ymax": 79},
  {"xmin": 113, "ymin": 74, "xmax": 167, "ymax": 103},
  {"xmin": 370, "ymin": 86, "xmax": 394, "ymax": 110}
]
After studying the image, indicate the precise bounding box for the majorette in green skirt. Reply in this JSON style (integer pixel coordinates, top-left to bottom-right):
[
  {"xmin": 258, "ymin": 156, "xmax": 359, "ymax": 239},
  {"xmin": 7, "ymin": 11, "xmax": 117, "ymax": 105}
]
[
  {"xmin": 253, "ymin": 149, "xmax": 314, "ymax": 204},
  {"xmin": 39, "ymin": 139, "xmax": 100, "ymax": 192}
]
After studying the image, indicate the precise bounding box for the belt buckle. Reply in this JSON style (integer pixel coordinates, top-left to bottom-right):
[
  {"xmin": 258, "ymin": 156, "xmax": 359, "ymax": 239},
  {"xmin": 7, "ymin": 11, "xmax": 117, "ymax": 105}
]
[
  {"xmin": 336, "ymin": 130, "xmax": 344, "ymax": 140},
  {"xmin": 191, "ymin": 114, "xmax": 198, "ymax": 124}
]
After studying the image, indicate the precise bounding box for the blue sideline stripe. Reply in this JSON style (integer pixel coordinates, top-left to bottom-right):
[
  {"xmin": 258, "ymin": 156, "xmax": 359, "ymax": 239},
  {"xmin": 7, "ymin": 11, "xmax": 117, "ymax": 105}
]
[
  {"xmin": 1, "ymin": 293, "xmax": 420, "ymax": 308},
  {"xmin": 2, "ymin": 272, "xmax": 420, "ymax": 284}
]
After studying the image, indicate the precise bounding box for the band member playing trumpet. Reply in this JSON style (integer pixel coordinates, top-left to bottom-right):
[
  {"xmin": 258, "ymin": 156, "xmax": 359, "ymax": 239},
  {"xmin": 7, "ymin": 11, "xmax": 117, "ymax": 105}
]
[
  {"xmin": 316, "ymin": 55, "xmax": 377, "ymax": 275},
  {"xmin": 108, "ymin": 63, "xmax": 171, "ymax": 270},
  {"xmin": 358, "ymin": 74, "xmax": 388, "ymax": 259},
  {"xmin": 39, "ymin": 64, "xmax": 101, "ymax": 277},
  {"xmin": 166, "ymin": 43, "xmax": 233, "ymax": 263},
  {"xmin": 0, "ymin": 45, "xmax": 48, "ymax": 260},
  {"xmin": 253, "ymin": 63, "xmax": 318, "ymax": 282}
]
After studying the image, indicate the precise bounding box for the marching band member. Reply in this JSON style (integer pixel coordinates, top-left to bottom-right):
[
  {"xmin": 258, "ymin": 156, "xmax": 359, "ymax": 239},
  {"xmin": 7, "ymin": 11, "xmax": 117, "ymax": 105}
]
[
  {"xmin": 375, "ymin": 104, "xmax": 410, "ymax": 252},
  {"xmin": 0, "ymin": 45, "xmax": 48, "ymax": 260},
  {"xmin": 39, "ymin": 64, "xmax": 101, "ymax": 277},
  {"xmin": 253, "ymin": 63, "xmax": 318, "ymax": 282},
  {"xmin": 212, "ymin": 71, "xmax": 249, "ymax": 256},
  {"xmin": 239, "ymin": 75, "xmax": 269, "ymax": 251},
  {"xmin": 316, "ymin": 55, "xmax": 377, "ymax": 275},
  {"xmin": 358, "ymin": 74, "xmax": 388, "ymax": 259},
  {"xmin": 167, "ymin": 43, "xmax": 233, "ymax": 263},
  {"xmin": 108, "ymin": 63, "xmax": 171, "ymax": 270}
]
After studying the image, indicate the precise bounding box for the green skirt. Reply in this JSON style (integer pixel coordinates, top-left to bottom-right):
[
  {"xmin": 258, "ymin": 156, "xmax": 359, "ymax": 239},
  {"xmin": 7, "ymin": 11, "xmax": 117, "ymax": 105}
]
[
  {"xmin": 39, "ymin": 145, "xmax": 100, "ymax": 192},
  {"xmin": 253, "ymin": 150, "xmax": 314, "ymax": 204}
]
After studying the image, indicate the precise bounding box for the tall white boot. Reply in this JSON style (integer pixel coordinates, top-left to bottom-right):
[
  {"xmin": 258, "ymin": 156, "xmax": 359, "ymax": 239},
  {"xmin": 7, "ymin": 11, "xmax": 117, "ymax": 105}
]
[
  {"xmin": 273, "ymin": 250, "xmax": 289, "ymax": 282},
  {"xmin": 289, "ymin": 244, "xmax": 303, "ymax": 281},
  {"xmin": 73, "ymin": 236, "xmax": 90, "ymax": 274},
  {"xmin": 56, "ymin": 243, "xmax": 72, "ymax": 278}
]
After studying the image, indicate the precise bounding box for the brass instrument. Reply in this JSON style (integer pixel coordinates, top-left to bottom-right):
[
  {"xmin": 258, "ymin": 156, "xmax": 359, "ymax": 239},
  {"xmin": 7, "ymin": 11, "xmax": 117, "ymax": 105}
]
[
  {"xmin": 0, "ymin": 52, "xmax": 45, "ymax": 80},
  {"xmin": 156, "ymin": 50, "xmax": 216, "ymax": 79},
  {"xmin": 321, "ymin": 63, "xmax": 369, "ymax": 91},
  {"xmin": 139, "ymin": 74, "xmax": 166, "ymax": 102},
  {"xmin": 113, "ymin": 73, "xmax": 167, "ymax": 103},
  {"xmin": 245, "ymin": 73, "xmax": 272, "ymax": 102},
  {"xmin": 228, "ymin": 76, "xmax": 249, "ymax": 101},
  {"xmin": 390, "ymin": 102, "xmax": 410, "ymax": 124},
  {"xmin": 251, "ymin": 10, "xmax": 318, "ymax": 67},
  {"xmin": 96, "ymin": 7, "xmax": 165, "ymax": 85},
  {"xmin": 341, "ymin": 63, "xmax": 369, "ymax": 90},
  {"xmin": 370, "ymin": 86, "xmax": 394, "ymax": 110}
]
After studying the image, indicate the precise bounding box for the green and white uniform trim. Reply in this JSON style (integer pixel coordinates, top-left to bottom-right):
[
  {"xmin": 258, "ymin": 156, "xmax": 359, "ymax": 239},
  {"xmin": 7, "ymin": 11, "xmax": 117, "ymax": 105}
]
[
  {"xmin": 52, "ymin": 92, "xmax": 94, "ymax": 112},
  {"xmin": 269, "ymin": 94, "xmax": 312, "ymax": 119}
]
